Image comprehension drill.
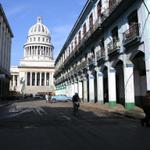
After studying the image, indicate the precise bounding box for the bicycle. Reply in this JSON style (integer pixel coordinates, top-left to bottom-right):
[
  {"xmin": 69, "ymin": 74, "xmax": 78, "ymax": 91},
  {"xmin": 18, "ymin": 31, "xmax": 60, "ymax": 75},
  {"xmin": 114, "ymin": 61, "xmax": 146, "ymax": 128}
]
[{"xmin": 73, "ymin": 102, "xmax": 80, "ymax": 117}]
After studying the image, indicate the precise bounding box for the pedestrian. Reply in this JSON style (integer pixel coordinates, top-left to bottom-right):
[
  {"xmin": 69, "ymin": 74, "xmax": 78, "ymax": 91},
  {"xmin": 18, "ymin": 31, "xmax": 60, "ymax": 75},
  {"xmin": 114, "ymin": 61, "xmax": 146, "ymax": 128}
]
[
  {"xmin": 141, "ymin": 91, "xmax": 150, "ymax": 127},
  {"xmin": 72, "ymin": 93, "xmax": 80, "ymax": 115},
  {"xmin": 45, "ymin": 93, "xmax": 49, "ymax": 103},
  {"xmin": 48, "ymin": 92, "xmax": 52, "ymax": 103}
]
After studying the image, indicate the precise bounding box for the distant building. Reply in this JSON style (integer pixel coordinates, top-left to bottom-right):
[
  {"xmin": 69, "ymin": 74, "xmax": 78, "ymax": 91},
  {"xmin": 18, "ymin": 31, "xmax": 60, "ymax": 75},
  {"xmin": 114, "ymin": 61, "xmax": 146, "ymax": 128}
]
[
  {"xmin": 0, "ymin": 4, "xmax": 13, "ymax": 99},
  {"xmin": 54, "ymin": 0, "xmax": 150, "ymax": 109},
  {"xmin": 10, "ymin": 17, "xmax": 55, "ymax": 95}
]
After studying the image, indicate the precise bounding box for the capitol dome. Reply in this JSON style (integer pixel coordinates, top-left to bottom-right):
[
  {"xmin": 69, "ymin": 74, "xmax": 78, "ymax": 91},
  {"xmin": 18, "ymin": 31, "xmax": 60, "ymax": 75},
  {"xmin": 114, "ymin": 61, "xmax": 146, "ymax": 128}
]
[
  {"xmin": 23, "ymin": 17, "xmax": 54, "ymax": 61},
  {"xmin": 28, "ymin": 17, "xmax": 50, "ymax": 37}
]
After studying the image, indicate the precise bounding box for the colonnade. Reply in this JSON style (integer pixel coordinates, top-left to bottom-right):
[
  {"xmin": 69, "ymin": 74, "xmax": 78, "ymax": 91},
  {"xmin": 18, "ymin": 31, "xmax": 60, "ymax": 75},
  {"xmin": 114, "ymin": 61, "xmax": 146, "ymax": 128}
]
[
  {"xmin": 26, "ymin": 72, "xmax": 53, "ymax": 86},
  {"xmin": 25, "ymin": 45, "xmax": 53, "ymax": 58},
  {"xmin": 55, "ymin": 61, "xmax": 137, "ymax": 109}
]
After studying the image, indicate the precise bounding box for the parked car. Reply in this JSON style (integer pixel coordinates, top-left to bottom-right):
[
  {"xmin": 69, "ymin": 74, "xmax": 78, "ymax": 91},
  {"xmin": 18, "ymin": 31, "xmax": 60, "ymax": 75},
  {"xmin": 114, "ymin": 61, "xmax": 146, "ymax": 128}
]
[
  {"xmin": 51, "ymin": 95, "xmax": 72, "ymax": 102},
  {"xmin": 34, "ymin": 94, "xmax": 43, "ymax": 99}
]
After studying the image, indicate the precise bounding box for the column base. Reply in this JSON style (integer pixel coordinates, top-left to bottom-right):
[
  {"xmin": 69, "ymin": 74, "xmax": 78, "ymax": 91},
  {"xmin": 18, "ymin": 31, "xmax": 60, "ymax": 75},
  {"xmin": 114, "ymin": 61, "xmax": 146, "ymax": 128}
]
[
  {"xmin": 97, "ymin": 101, "xmax": 104, "ymax": 104},
  {"xmin": 125, "ymin": 102, "xmax": 135, "ymax": 110},
  {"xmin": 109, "ymin": 101, "xmax": 116, "ymax": 107}
]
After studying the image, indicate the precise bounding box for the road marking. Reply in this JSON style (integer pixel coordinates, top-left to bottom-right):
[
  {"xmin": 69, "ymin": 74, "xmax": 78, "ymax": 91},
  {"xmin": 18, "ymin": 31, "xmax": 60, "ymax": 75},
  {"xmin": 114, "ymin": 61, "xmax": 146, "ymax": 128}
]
[{"xmin": 62, "ymin": 115, "xmax": 71, "ymax": 120}]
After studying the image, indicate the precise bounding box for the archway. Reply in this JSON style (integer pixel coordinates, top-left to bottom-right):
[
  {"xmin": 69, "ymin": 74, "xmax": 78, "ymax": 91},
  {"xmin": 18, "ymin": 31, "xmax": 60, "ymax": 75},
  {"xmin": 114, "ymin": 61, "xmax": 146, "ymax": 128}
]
[
  {"xmin": 131, "ymin": 51, "xmax": 146, "ymax": 107},
  {"xmin": 114, "ymin": 60, "xmax": 125, "ymax": 106},
  {"xmin": 102, "ymin": 66, "xmax": 109, "ymax": 103},
  {"xmin": 94, "ymin": 70, "xmax": 98, "ymax": 103}
]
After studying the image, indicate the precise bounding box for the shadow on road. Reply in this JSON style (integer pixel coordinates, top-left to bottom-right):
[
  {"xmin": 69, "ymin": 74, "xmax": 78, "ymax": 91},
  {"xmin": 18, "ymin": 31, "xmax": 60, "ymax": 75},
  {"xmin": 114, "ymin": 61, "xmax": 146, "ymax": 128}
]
[{"xmin": 0, "ymin": 100, "xmax": 149, "ymax": 150}]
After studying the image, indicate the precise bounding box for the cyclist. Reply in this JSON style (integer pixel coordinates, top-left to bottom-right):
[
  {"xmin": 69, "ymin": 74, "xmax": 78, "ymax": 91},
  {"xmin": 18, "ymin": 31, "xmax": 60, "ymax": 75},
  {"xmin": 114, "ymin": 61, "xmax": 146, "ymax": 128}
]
[{"xmin": 72, "ymin": 93, "xmax": 80, "ymax": 116}]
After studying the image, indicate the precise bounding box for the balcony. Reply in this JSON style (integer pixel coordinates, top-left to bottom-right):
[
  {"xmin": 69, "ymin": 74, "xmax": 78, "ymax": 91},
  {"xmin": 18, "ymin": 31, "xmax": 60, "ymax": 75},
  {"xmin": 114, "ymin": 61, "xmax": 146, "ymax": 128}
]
[
  {"xmin": 101, "ymin": 9, "xmax": 109, "ymax": 22},
  {"xmin": 96, "ymin": 49, "xmax": 105, "ymax": 61},
  {"xmin": 109, "ymin": 0, "xmax": 122, "ymax": 15},
  {"xmin": 123, "ymin": 23, "xmax": 141, "ymax": 47},
  {"xmin": 76, "ymin": 60, "xmax": 88, "ymax": 71},
  {"xmin": 88, "ymin": 55, "xmax": 97, "ymax": 67},
  {"xmin": 107, "ymin": 40, "xmax": 120, "ymax": 55}
]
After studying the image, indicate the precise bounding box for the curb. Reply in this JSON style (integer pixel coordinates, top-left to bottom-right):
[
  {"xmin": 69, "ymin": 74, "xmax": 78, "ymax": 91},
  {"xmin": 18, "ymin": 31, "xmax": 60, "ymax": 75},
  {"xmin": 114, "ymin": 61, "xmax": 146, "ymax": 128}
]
[{"xmin": 80, "ymin": 103, "xmax": 144, "ymax": 120}]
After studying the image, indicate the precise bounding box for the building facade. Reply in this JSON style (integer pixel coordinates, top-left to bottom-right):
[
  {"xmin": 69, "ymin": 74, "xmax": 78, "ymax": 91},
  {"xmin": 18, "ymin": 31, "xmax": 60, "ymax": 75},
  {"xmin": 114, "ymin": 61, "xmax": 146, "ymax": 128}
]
[
  {"xmin": 54, "ymin": 0, "xmax": 150, "ymax": 109},
  {"xmin": 0, "ymin": 4, "xmax": 13, "ymax": 99},
  {"xmin": 10, "ymin": 17, "xmax": 55, "ymax": 95}
]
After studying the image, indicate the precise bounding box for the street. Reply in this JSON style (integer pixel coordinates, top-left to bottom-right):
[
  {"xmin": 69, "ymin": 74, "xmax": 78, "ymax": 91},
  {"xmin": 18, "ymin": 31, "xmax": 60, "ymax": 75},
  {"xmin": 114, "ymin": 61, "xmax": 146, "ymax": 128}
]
[{"xmin": 0, "ymin": 99, "xmax": 150, "ymax": 150}]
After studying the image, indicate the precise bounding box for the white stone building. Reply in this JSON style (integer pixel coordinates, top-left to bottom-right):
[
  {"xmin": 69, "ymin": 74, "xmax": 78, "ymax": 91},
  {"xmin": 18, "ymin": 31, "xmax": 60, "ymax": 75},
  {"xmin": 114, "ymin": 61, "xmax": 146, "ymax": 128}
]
[
  {"xmin": 0, "ymin": 4, "xmax": 13, "ymax": 99},
  {"xmin": 54, "ymin": 0, "xmax": 150, "ymax": 109},
  {"xmin": 10, "ymin": 17, "xmax": 55, "ymax": 95}
]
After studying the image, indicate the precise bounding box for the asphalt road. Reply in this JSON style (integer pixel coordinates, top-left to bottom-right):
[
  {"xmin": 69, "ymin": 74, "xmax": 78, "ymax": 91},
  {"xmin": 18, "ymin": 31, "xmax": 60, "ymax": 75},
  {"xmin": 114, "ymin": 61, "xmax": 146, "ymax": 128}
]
[{"xmin": 0, "ymin": 99, "xmax": 150, "ymax": 150}]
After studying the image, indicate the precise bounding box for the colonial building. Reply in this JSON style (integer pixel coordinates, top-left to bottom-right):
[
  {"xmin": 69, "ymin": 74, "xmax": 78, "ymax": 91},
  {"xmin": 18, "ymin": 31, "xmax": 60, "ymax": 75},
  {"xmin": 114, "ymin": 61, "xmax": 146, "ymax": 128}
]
[
  {"xmin": 54, "ymin": 0, "xmax": 150, "ymax": 109},
  {"xmin": 10, "ymin": 17, "xmax": 55, "ymax": 95},
  {"xmin": 0, "ymin": 4, "xmax": 13, "ymax": 99}
]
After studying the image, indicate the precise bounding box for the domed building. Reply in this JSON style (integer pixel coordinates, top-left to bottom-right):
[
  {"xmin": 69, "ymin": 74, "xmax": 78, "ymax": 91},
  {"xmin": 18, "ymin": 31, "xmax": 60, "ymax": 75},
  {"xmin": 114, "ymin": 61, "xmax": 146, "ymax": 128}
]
[{"xmin": 10, "ymin": 17, "xmax": 55, "ymax": 95}]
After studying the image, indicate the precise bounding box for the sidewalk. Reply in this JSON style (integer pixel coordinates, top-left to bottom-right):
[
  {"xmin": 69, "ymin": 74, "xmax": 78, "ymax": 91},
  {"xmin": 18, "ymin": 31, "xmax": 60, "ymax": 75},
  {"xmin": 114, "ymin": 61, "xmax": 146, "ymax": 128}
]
[
  {"xmin": 0, "ymin": 100, "xmax": 12, "ymax": 109},
  {"xmin": 81, "ymin": 102, "xmax": 145, "ymax": 119}
]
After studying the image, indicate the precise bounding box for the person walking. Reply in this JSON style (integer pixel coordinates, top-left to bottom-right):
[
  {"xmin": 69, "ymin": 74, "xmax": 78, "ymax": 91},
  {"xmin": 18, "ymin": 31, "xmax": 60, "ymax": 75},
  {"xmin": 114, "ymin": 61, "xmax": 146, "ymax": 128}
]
[
  {"xmin": 48, "ymin": 92, "xmax": 52, "ymax": 103},
  {"xmin": 141, "ymin": 91, "xmax": 150, "ymax": 127},
  {"xmin": 45, "ymin": 93, "xmax": 49, "ymax": 103}
]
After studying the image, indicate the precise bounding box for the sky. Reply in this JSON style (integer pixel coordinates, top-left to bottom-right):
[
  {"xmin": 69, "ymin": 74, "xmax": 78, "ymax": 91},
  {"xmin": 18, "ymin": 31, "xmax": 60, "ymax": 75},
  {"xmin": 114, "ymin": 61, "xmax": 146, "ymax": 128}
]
[{"xmin": 0, "ymin": 0, "xmax": 87, "ymax": 66}]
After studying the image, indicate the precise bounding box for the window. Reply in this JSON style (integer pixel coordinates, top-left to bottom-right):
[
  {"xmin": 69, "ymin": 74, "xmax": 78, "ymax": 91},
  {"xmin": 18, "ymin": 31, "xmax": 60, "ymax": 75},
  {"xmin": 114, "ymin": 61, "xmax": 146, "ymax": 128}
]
[
  {"xmin": 74, "ymin": 37, "xmax": 77, "ymax": 47},
  {"xmin": 97, "ymin": 0, "xmax": 102, "ymax": 17},
  {"xmin": 71, "ymin": 42, "xmax": 73, "ymax": 51},
  {"xmin": 78, "ymin": 31, "xmax": 81, "ymax": 44},
  {"xmin": 27, "ymin": 72, "xmax": 30, "ymax": 86},
  {"xmin": 112, "ymin": 27, "xmax": 119, "ymax": 42},
  {"xmin": 15, "ymin": 75, "xmax": 18, "ymax": 86},
  {"xmin": 89, "ymin": 13, "xmax": 93, "ymax": 29},
  {"xmin": 46, "ymin": 73, "xmax": 49, "ymax": 86},
  {"xmin": 128, "ymin": 10, "xmax": 138, "ymax": 26},
  {"xmin": 32, "ymin": 73, "xmax": 35, "ymax": 86},
  {"xmin": 38, "ymin": 25, "xmax": 41, "ymax": 32},
  {"xmin": 37, "ymin": 72, "xmax": 40, "ymax": 86},
  {"xmin": 41, "ymin": 72, "xmax": 45, "ymax": 86},
  {"xmin": 83, "ymin": 23, "xmax": 86, "ymax": 36},
  {"xmin": 38, "ymin": 37, "xmax": 40, "ymax": 42}
]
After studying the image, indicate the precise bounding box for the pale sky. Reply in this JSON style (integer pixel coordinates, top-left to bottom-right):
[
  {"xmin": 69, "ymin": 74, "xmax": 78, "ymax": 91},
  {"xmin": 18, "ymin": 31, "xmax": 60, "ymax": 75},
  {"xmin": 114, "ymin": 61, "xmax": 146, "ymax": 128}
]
[{"xmin": 0, "ymin": 0, "xmax": 87, "ymax": 65}]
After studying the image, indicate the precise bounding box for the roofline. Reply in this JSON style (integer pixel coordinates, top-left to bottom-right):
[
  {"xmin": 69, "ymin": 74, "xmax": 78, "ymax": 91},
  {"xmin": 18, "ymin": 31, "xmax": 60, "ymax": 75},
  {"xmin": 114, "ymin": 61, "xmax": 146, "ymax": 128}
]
[
  {"xmin": 55, "ymin": 0, "xmax": 95, "ymax": 63},
  {"xmin": 0, "ymin": 3, "xmax": 14, "ymax": 37}
]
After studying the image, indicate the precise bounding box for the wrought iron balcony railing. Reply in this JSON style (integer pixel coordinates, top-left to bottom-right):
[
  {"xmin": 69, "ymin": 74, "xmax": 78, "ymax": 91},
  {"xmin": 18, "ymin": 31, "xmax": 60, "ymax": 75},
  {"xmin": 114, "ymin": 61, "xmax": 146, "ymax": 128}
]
[
  {"xmin": 107, "ymin": 40, "xmax": 120, "ymax": 54},
  {"xmin": 123, "ymin": 23, "xmax": 140, "ymax": 45},
  {"xmin": 76, "ymin": 60, "xmax": 88, "ymax": 71},
  {"xmin": 88, "ymin": 55, "xmax": 97, "ymax": 66},
  {"xmin": 96, "ymin": 48, "xmax": 105, "ymax": 60}
]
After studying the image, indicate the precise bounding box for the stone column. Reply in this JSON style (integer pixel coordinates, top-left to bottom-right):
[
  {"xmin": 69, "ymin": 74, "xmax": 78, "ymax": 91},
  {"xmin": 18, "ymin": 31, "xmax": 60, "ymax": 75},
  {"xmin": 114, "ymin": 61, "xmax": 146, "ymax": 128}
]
[
  {"xmin": 78, "ymin": 77, "xmax": 83, "ymax": 100},
  {"xmin": 12, "ymin": 75, "xmax": 15, "ymax": 88},
  {"xmin": 68, "ymin": 81, "xmax": 72, "ymax": 97},
  {"xmin": 124, "ymin": 63, "xmax": 135, "ymax": 109},
  {"xmin": 88, "ymin": 71, "xmax": 95, "ymax": 102},
  {"xmin": 74, "ymin": 78, "xmax": 78, "ymax": 93},
  {"xmin": 30, "ymin": 72, "xmax": 32, "ymax": 86},
  {"xmin": 108, "ymin": 67, "xmax": 116, "ymax": 107},
  {"xmin": 96, "ymin": 70, "xmax": 104, "ymax": 103},
  {"xmin": 71, "ymin": 80, "xmax": 75, "ymax": 96},
  {"xmin": 25, "ymin": 72, "xmax": 27, "ymax": 86},
  {"xmin": 35, "ymin": 72, "xmax": 37, "ymax": 86},
  {"xmin": 44, "ymin": 72, "xmax": 47, "ymax": 86},
  {"xmin": 83, "ymin": 74, "xmax": 88, "ymax": 102},
  {"xmin": 40, "ymin": 72, "xmax": 42, "ymax": 86}
]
